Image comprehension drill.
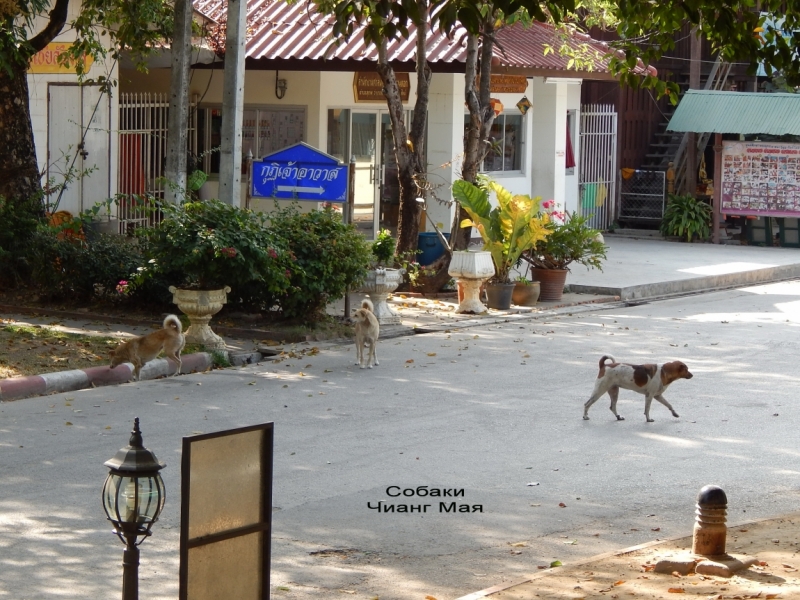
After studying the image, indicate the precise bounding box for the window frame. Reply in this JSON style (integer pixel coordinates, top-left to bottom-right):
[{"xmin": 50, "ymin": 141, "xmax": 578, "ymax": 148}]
[
  {"xmin": 195, "ymin": 104, "xmax": 308, "ymax": 176},
  {"xmin": 464, "ymin": 111, "xmax": 527, "ymax": 175}
]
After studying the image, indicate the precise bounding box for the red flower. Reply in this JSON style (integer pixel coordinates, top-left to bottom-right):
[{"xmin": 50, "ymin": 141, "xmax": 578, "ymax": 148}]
[{"xmin": 268, "ymin": 248, "xmax": 278, "ymax": 259}]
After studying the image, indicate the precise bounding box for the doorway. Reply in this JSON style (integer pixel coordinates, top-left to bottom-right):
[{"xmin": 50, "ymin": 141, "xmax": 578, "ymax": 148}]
[
  {"xmin": 47, "ymin": 83, "xmax": 111, "ymax": 215},
  {"xmin": 327, "ymin": 109, "xmax": 408, "ymax": 240}
]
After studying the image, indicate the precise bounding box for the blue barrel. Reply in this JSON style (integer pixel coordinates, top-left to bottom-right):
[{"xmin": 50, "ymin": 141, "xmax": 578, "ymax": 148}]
[{"xmin": 417, "ymin": 232, "xmax": 450, "ymax": 265}]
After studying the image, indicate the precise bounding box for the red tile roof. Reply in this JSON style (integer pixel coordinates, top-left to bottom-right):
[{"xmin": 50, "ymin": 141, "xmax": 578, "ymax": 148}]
[{"xmin": 194, "ymin": 0, "xmax": 655, "ymax": 78}]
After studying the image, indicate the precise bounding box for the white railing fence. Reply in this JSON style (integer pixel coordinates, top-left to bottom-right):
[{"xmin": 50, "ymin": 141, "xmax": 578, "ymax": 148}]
[{"xmin": 578, "ymin": 104, "xmax": 618, "ymax": 230}]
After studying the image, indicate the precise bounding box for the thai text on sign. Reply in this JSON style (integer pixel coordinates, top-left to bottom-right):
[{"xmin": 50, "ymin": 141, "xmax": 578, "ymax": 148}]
[
  {"xmin": 29, "ymin": 42, "xmax": 94, "ymax": 74},
  {"xmin": 354, "ymin": 72, "xmax": 410, "ymax": 102}
]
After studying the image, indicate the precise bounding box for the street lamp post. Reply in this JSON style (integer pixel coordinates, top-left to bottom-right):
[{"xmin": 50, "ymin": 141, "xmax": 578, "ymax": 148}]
[{"xmin": 102, "ymin": 417, "xmax": 166, "ymax": 600}]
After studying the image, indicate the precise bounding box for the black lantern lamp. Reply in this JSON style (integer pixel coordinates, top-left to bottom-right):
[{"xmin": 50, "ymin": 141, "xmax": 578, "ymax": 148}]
[{"xmin": 102, "ymin": 417, "xmax": 166, "ymax": 600}]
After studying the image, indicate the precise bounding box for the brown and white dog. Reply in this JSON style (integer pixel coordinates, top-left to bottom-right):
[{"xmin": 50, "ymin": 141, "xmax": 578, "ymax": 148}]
[
  {"xmin": 353, "ymin": 299, "xmax": 379, "ymax": 369},
  {"xmin": 583, "ymin": 355, "xmax": 693, "ymax": 422},
  {"xmin": 109, "ymin": 314, "xmax": 185, "ymax": 381}
]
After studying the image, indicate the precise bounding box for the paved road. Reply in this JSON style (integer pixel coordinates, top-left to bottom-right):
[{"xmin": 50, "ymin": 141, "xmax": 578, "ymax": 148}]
[{"xmin": 3, "ymin": 281, "xmax": 800, "ymax": 599}]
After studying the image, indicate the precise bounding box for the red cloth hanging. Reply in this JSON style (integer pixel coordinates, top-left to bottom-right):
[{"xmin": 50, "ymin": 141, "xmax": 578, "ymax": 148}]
[{"xmin": 565, "ymin": 120, "xmax": 576, "ymax": 169}]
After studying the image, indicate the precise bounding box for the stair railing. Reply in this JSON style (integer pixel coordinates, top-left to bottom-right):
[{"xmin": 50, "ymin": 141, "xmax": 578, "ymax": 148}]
[{"xmin": 672, "ymin": 56, "xmax": 733, "ymax": 194}]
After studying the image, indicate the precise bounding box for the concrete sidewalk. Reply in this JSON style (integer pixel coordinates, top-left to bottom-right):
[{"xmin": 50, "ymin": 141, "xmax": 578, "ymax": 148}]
[{"xmin": 568, "ymin": 234, "xmax": 800, "ymax": 300}]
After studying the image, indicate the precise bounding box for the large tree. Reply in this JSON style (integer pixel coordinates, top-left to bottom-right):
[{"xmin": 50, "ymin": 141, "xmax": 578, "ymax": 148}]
[{"xmin": 0, "ymin": 0, "xmax": 173, "ymax": 209}]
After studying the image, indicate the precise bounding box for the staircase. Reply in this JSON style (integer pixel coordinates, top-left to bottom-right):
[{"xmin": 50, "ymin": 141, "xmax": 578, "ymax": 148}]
[{"xmin": 641, "ymin": 57, "xmax": 733, "ymax": 189}]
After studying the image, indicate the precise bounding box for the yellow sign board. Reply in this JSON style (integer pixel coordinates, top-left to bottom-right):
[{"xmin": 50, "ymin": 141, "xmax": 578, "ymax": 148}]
[
  {"xmin": 490, "ymin": 75, "xmax": 528, "ymax": 94},
  {"xmin": 354, "ymin": 72, "xmax": 410, "ymax": 103},
  {"xmin": 29, "ymin": 43, "xmax": 94, "ymax": 74}
]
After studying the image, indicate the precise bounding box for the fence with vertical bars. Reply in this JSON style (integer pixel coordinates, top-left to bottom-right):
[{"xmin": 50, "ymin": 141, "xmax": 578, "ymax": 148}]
[
  {"xmin": 117, "ymin": 93, "xmax": 196, "ymax": 233},
  {"xmin": 578, "ymin": 104, "xmax": 618, "ymax": 230}
]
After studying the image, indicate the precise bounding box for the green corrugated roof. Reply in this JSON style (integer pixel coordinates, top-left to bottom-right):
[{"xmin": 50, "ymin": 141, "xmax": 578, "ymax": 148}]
[{"xmin": 667, "ymin": 90, "xmax": 800, "ymax": 135}]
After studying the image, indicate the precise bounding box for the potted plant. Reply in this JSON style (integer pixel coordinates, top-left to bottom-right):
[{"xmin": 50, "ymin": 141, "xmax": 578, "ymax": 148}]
[
  {"xmin": 136, "ymin": 199, "xmax": 292, "ymax": 349},
  {"xmin": 523, "ymin": 204, "xmax": 607, "ymax": 302},
  {"xmin": 511, "ymin": 275, "xmax": 541, "ymax": 307},
  {"xmin": 660, "ymin": 193, "xmax": 712, "ymax": 242},
  {"xmin": 360, "ymin": 228, "xmax": 404, "ymax": 324},
  {"xmin": 453, "ymin": 178, "xmax": 550, "ymax": 310}
]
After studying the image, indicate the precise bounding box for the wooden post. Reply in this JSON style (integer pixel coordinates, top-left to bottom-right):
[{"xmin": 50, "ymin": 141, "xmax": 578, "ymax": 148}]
[
  {"xmin": 713, "ymin": 133, "xmax": 723, "ymax": 244},
  {"xmin": 685, "ymin": 27, "xmax": 702, "ymax": 196}
]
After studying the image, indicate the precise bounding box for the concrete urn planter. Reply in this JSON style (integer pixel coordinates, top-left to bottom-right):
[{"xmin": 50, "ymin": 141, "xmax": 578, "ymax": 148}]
[
  {"xmin": 169, "ymin": 286, "xmax": 231, "ymax": 350},
  {"xmin": 360, "ymin": 268, "xmax": 404, "ymax": 325},
  {"xmin": 448, "ymin": 251, "xmax": 495, "ymax": 314}
]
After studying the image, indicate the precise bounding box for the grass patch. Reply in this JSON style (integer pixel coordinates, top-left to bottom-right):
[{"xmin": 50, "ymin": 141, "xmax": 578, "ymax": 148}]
[
  {"xmin": 0, "ymin": 324, "xmax": 208, "ymax": 379},
  {"xmin": 0, "ymin": 323, "xmax": 121, "ymax": 379}
]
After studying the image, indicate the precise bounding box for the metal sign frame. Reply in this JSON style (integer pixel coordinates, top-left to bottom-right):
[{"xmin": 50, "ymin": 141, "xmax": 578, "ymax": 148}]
[
  {"xmin": 250, "ymin": 142, "xmax": 349, "ymax": 202},
  {"xmin": 179, "ymin": 423, "xmax": 273, "ymax": 600}
]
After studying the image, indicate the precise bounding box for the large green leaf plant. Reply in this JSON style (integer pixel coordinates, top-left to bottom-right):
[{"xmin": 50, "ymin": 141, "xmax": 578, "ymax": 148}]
[{"xmin": 453, "ymin": 178, "xmax": 550, "ymax": 283}]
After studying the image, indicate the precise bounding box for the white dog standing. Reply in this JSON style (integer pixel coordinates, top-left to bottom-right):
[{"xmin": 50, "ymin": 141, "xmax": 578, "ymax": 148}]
[
  {"xmin": 583, "ymin": 355, "xmax": 693, "ymax": 422},
  {"xmin": 353, "ymin": 299, "xmax": 379, "ymax": 369}
]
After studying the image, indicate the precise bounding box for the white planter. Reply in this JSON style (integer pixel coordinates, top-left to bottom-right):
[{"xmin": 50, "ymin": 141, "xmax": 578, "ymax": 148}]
[
  {"xmin": 169, "ymin": 286, "xmax": 231, "ymax": 350},
  {"xmin": 448, "ymin": 251, "xmax": 495, "ymax": 314},
  {"xmin": 360, "ymin": 268, "xmax": 404, "ymax": 325}
]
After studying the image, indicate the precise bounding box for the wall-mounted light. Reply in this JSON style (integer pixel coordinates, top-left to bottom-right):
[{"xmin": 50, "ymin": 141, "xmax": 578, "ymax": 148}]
[{"xmin": 275, "ymin": 71, "xmax": 287, "ymax": 99}]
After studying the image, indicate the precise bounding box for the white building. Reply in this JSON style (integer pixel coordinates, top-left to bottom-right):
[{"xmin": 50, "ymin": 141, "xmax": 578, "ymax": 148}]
[{"xmin": 32, "ymin": 0, "xmax": 642, "ymax": 236}]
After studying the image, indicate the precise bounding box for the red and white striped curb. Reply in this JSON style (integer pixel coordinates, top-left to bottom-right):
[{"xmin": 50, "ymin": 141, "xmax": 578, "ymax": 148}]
[{"xmin": 0, "ymin": 353, "xmax": 213, "ymax": 401}]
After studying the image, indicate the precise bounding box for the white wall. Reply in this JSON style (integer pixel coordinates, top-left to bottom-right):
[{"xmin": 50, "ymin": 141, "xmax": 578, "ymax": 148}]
[
  {"xmin": 529, "ymin": 77, "xmax": 581, "ymax": 214},
  {"xmin": 565, "ymin": 83, "xmax": 582, "ymax": 214},
  {"xmin": 425, "ymin": 73, "xmax": 461, "ymax": 233}
]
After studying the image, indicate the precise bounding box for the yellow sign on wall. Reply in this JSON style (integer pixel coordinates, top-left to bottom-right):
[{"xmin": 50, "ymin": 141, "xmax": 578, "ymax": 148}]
[{"xmin": 28, "ymin": 43, "xmax": 94, "ymax": 74}]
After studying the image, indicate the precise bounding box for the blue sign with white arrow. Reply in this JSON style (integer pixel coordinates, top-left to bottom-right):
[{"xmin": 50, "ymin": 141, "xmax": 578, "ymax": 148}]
[{"xmin": 251, "ymin": 142, "xmax": 349, "ymax": 202}]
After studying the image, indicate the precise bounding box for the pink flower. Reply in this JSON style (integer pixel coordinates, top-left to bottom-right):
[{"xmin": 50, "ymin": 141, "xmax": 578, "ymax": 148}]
[
  {"xmin": 285, "ymin": 269, "xmax": 291, "ymax": 278},
  {"xmin": 268, "ymin": 248, "xmax": 278, "ymax": 259},
  {"xmin": 542, "ymin": 199, "xmax": 554, "ymax": 209},
  {"xmin": 220, "ymin": 247, "xmax": 237, "ymax": 258}
]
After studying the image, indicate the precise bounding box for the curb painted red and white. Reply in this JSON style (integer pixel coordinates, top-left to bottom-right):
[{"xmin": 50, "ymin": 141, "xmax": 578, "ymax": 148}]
[{"xmin": 0, "ymin": 353, "xmax": 213, "ymax": 401}]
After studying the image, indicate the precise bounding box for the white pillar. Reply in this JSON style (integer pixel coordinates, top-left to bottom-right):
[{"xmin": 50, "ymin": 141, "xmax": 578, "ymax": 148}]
[{"xmin": 218, "ymin": 0, "xmax": 247, "ymax": 207}]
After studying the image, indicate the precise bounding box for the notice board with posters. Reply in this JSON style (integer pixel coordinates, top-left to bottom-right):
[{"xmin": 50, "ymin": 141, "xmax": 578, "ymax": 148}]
[{"xmin": 721, "ymin": 140, "xmax": 800, "ymax": 217}]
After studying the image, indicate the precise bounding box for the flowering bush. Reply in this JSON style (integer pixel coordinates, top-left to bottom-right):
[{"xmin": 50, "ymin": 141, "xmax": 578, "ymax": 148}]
[
  {"xmin": 265, "ymin": 203, "xmax": 372, "ymax": 322},
  {"xmin": 135, "ymin": 200, "xmax": 294, "ymax": 300},
  {"xmin": 371, "ymin": 228, "xmax": 396, "ymax": 267},
  {"xmin": 524, "ymin": 200, "xmax": 607, "ymax": 271}
]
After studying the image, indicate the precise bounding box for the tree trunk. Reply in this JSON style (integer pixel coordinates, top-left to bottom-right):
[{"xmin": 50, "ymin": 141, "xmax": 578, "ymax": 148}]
[
  {"xmin": 0, "ymin": 61, "xmax": 44, "ymax": 210},
  {"xmin": 0, "ymin": 0, "xmax": 67, "ymax": 210},
  {"xmin": 376, "ymin": 14, "xmax": 431, "ymax": 257},
  {"xmin": 451, "ymin": 24, "xmax": 495, "ymax": 252}
]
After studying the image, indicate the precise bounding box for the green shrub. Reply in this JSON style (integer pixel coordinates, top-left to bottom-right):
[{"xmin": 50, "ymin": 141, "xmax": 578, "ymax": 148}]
[
  {"xmin": 27, "ymin": 227, "xmax": 143, "ymax": 301},
  {"xmin": 135, "ymin": 200, "xmax": 294, "ymax": 307},
  {"xmin": 660, "ymin": 194, "xmax": 712, "ymax": 242},
  {"xmin": 0, "ymin": 194, "xmax": 44, "ymax": 285},
  {"xmin": 267, "ymin": 204, "xmax": 371, "ymax": 322},
  {"xmin": 371, "ymin": 228, "xmax": 396, "ymax": 266}
]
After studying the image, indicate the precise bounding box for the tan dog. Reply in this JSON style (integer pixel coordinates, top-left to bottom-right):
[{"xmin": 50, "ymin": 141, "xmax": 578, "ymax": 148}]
[
  {"xmin": 110, "ymin": 315, "xmax": 185, "ymax": 381},
  {"xmin": 583, "ymin": 355, "xmax": 693, "ymax": 422},
  {"xmin": 353, "ymin": 299, "xmax": 379, "ymax": 369}
]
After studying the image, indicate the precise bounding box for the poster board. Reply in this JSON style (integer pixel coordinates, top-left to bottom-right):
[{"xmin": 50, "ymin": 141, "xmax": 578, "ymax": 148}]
[
  {"xmin": 721, "ymin": 140, "xmax": 800, "ymax": 217},
  {"xmin": 180, "ymin": 423, "xmax": 273, "ymax": 600}
]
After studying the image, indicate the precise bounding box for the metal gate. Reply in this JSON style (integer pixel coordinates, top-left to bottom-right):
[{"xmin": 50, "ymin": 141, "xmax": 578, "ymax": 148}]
[
  {"xmin": 578, "ymin": 104, "xmax": 617, "ymax": 230},
  {"xmin": 117, "ymin": 93, "xmax": 196, "ymax": 231}
]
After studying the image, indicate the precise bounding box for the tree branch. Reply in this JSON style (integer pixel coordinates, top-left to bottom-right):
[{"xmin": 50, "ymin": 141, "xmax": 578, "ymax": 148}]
[{"xmin": 28, "ymin": 0, "xmax": 70, "ymax": 53}]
